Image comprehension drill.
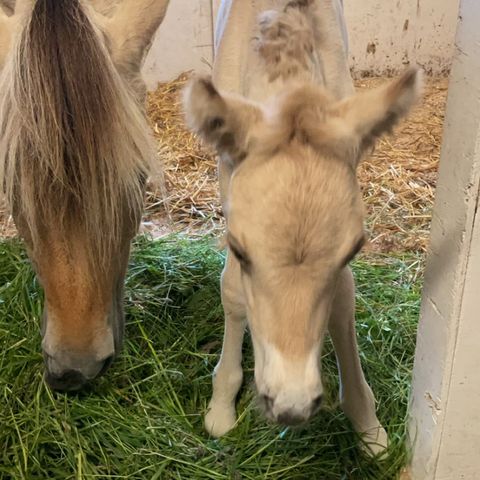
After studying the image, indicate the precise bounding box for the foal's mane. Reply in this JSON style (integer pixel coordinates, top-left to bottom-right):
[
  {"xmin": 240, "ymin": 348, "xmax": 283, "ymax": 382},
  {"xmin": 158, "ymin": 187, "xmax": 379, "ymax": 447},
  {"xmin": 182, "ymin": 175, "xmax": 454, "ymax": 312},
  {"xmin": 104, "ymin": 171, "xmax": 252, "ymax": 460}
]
[
  {"xmin": 255, "ymin": 0, "xmax": 321, "ymax": 83},
  {"xmin": 0, "ymin": 0, "xmax": 154, "ymax": 269}
]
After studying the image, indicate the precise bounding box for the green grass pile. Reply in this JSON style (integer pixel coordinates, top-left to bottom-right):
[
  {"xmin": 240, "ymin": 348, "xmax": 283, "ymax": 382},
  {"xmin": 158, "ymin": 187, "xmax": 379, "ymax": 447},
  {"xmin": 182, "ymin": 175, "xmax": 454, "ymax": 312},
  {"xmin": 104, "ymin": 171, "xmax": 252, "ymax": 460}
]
[{"xmin": 0, "ymin": 236, "xmax": 422, "ymax": 479}]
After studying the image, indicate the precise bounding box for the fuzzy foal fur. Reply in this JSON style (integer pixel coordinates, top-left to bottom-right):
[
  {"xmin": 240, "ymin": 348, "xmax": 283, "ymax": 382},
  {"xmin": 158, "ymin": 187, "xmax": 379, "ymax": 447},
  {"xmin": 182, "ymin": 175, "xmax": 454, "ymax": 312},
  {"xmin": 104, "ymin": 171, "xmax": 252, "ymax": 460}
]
[{"xmin": 185, "ymin": 0, "xmax": 421, "ymax": 455}]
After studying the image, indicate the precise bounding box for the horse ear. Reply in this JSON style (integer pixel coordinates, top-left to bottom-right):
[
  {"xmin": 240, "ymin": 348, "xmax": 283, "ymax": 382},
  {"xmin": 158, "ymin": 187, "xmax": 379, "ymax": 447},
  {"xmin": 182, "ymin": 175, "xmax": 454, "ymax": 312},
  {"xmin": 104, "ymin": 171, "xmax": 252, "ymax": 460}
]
[
  {"xmin": 332, "ymin": 67, "xmax": 422, "ymax": 165},
  {"xmin": 1, "ymin": 0, "xmax": 38, "ymax": 69},
  {"xmin": 12, "ymin": 0, "xmax": 34, "ymax": 16},
  {"xmin": 0, "ymin": 0, "xmax": 15, "ymax": 16},
  {"xmin": 102, "ymin": 0, "xmax": 170, "ymax": 72},
  {"xmin": 0, "ymin": 8, "xmax": 14, "ymax": 70},
  {"xmin": 183, "ymin": 76, "xmax": 264, "ymax": 166},
  {"xmin": 89, "ymin": 0, "xmax": 118, "ymax": 17}
]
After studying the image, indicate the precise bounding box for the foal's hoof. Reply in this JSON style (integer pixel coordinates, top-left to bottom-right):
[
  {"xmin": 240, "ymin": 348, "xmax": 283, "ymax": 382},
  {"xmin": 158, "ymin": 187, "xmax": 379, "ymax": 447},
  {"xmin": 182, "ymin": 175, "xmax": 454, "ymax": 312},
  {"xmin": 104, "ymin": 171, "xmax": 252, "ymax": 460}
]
[
  {"xmin": 359, "ymin": 425, "xmax": 389, "ymax": 457},
  {"xmin": 205, "ymin": 402, "xmax": 237, "ymax": 438}
]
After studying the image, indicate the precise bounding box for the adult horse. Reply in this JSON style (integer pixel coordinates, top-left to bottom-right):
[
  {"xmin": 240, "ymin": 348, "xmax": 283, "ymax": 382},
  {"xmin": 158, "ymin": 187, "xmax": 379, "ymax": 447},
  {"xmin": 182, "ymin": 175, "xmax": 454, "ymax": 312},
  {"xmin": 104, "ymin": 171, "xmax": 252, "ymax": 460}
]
[
  {"xmin": 184, "ymin": 0, "xmax": 421, "ymax": 454},
  {"xmin": 0, "ymin": 0, "xmax": 169, "ymax": 391}
]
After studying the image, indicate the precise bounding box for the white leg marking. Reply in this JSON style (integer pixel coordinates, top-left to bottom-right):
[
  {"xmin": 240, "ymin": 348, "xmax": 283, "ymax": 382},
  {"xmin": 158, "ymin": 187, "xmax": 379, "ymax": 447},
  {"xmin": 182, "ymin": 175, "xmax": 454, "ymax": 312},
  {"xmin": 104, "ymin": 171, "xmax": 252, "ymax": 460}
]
[
  {"xmin": 205, "ymin": 254, "xmax": 246, "ymax": 437},
  {"xmin": 329, "ymin": 267, "xmax": 388, "ymax": 456}
]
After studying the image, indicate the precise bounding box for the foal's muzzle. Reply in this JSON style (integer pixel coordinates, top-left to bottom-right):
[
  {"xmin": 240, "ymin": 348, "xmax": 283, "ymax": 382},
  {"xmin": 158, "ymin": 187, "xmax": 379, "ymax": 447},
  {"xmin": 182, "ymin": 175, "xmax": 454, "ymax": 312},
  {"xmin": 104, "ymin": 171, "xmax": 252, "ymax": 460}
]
[{"xmin": 260, "ymin": 393, "xmax": 324, "ymax": 426}]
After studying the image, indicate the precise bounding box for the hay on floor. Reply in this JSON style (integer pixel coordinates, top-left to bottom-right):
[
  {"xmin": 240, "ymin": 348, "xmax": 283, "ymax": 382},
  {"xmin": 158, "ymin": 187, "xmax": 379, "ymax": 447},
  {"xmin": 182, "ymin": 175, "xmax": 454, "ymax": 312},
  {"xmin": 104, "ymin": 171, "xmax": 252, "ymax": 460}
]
[
  {"xmin": 0, "ymin": 73, "xmax": 448, "ymax": 254},
  {"xmin": 145, "ymin": 74, "xmax": 222, "ymax": 236},
  {"xmin": 146, "ymin": 74, "xmax": 448, "ymax": 253},
  {"xmin": 356, "ymin": 77, "xmax": 448, "ymax": 253}
]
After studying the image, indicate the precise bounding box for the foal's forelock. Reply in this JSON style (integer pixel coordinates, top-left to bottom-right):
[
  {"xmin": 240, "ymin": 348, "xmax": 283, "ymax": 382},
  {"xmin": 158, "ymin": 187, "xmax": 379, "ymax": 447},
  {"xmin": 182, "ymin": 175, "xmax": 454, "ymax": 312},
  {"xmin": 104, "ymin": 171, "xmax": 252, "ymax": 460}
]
[{"xmin": 0, "ymin": 0, "xmax": 154, "ymax": 271}]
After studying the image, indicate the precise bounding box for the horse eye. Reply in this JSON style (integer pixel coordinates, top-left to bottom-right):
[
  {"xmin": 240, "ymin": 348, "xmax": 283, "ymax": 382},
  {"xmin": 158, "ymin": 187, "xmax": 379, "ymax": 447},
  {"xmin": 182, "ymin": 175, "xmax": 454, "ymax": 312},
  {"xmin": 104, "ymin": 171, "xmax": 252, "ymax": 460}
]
[
  {"xmin": 343, "ymin": 237, "xmax": 365, "ymax": 266},
  {"xmin": 208, "ymin": 116, "xmax": 225, "ymax": 130},
  {"xmin": 344, "ymin": 250, "xmax": 358, "ymax": 266}
]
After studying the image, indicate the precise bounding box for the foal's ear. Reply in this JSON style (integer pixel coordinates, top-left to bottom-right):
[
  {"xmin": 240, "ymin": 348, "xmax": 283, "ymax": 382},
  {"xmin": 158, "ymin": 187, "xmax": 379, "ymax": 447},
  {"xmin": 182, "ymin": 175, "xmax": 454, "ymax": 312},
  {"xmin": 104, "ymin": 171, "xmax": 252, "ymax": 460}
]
[
  {"xmin": 333, "ymin": 67, "xmax": 422, "ymax": 164},
  {"xmin": 102, "ymin": 0, "xmax": 170, "ymax": 72},
  {"xmin": 183, "ymin": 76, "xmax": 264, "ymax": 165}
]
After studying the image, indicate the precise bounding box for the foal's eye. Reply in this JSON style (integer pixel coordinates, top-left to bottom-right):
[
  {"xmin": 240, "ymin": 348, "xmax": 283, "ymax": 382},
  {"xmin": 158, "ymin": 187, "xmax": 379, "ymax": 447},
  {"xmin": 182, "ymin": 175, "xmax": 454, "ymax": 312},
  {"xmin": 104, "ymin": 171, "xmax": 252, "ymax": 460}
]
[
  {"xmin": 230, "ymin": 245, "xmax": 249, "ymax": 266},
  {"xmin": 227, "ymin": 235, "xmax": 252, "ymax": 272},
  {"xmin": 208, "ymin": 116, "xmax": 225, "ymax": 131}
]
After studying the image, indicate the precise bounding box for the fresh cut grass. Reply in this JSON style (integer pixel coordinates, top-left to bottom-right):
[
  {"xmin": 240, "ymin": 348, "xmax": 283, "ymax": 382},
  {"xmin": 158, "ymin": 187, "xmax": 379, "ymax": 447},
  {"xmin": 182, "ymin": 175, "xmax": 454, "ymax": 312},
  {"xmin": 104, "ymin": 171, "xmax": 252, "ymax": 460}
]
[{"xmin": 0, "ymin": 235, "xmax": 422, "ymax": 479}]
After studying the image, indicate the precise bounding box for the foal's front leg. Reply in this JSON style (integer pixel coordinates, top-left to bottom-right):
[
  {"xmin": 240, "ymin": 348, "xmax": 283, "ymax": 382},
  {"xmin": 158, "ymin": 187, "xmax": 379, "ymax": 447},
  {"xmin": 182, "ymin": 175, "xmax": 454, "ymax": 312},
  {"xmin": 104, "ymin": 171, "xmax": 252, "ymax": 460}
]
[
  {"xmin": 329, "ymin": 267, "xmax": 388, "ymax": 456},
  {"xmin": 204, "ymin": 253, "xmax": 246, "ymax": 437}
]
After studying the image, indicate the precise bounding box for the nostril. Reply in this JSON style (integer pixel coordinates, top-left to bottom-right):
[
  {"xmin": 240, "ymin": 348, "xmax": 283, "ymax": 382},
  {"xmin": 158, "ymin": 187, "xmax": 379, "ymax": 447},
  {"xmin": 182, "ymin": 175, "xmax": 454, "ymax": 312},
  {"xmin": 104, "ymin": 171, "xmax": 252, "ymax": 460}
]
[
  {"xmin": 277, "ymin": 410, "xmax": 305, "ymax": 427},
  {"xmin": 98, "ymin": 354, "xmax": 114, "ymax": 377},
  {"xmin": 260, "ymin": 394, "xmax": 274, "ymax": 411},
  {"xmin": 311, "ymin": 394, "xmax": 323, "ymax": 413},
  {"xmin": 45, "ymin": 369, "xmax": 86, "ymax": 392}
]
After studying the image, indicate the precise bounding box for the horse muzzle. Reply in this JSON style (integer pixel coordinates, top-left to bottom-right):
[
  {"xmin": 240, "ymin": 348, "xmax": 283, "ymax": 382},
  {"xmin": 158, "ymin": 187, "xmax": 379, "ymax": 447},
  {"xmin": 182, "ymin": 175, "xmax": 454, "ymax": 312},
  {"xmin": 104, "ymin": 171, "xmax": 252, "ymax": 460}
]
[{"xmin": 44, "ymin": 352, "xmax": 114, "ymax": 392}]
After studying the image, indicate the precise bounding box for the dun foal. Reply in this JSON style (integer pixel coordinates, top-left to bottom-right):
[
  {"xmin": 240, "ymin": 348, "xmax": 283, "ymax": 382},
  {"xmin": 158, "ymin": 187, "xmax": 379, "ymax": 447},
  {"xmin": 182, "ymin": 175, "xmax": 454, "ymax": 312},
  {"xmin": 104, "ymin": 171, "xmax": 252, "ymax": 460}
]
[
  {"xmin": 0, "ymin": 0, "xmax": 169, "ymax": 391},
  {"xmin": 185, "ymin": 0, "xmax": 421, "ymax": 454}
]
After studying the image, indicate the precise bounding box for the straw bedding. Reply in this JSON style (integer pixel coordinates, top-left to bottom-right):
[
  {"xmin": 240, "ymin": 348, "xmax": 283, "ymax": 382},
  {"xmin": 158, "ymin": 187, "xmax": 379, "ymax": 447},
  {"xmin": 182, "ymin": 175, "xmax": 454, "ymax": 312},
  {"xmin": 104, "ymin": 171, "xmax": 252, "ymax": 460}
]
[
  {"xmin": 145, "ymin": 74, "xmax": 448, "ymax": 253},
  {"xmin": 1, "ymin": 74, "xmax": 448, "ymax": 253}
]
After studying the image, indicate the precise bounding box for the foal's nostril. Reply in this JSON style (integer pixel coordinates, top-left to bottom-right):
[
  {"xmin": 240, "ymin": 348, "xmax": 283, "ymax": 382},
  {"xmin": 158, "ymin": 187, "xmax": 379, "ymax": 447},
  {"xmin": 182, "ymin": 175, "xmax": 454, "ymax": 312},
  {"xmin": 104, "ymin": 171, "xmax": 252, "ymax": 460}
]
[
  {"xmin": 260, "ymin": 394, "xmax": 274, "ymax": 412},
  {"xmin": 311, "ymin": 394, "xmax": 323, "ymax": 413},
  {"xmin": 277, "ymin": 410, "xmax": 306, "ymax": 427}
]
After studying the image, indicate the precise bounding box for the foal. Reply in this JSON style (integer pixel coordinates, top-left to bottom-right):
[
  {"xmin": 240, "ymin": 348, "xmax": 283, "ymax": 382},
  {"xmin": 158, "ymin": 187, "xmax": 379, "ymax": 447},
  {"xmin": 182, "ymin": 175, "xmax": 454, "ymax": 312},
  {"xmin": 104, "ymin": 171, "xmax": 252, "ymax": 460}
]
[
  {"xmin": 0, "ymin": 0, "xmax": 169, "ymax": 391},
  {"xmin": 185, "ymin": 0, "xmax": 421, "ymax": 454}
]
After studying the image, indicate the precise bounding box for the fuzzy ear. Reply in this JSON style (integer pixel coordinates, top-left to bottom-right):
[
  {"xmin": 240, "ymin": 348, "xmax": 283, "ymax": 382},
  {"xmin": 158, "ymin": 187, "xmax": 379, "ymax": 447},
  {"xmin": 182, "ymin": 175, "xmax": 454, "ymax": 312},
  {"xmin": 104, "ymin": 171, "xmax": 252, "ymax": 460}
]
[
  {"xmin": 332, "ymin": 66, "xmax": 422, "ymax": 163},
  {"xmin": 183, "ymin": 76, "xmax": 264, "ymax": 165},
  {"xmin": 102, "ymin": 0, "xmax": 170, "ymax": 72}
]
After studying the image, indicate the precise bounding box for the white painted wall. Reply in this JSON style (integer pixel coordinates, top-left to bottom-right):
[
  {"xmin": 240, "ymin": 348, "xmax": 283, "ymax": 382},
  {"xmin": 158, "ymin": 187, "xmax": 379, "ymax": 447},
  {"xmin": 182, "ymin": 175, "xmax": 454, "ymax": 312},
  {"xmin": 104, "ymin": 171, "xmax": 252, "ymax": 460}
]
[
  {"xmin": 408, "ymin": 0, "xmax": 480, "ymax": 478},
  {"xmin": 344, "ymin": 0, "xmax": 459, "ymax": 75},
  {"xmin": 143, "ymin": 0, "xmax": 214, "ymax": 89},
  {"xmin": 143, "ymin": 0, "xmax": 459, "ymax": 87}
]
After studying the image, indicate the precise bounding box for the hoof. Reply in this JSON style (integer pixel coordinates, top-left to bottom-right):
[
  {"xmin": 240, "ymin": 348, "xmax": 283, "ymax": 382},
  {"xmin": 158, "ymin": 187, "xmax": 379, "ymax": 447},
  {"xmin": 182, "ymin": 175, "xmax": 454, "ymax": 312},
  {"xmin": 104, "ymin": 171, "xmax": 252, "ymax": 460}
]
[
  {"xmin": 359, "ymin": 425, "xmax": 389, "ymax": 457},
  {"xmin": 205, "ymin": 402, "xmax": 237, "ymax": 438}
]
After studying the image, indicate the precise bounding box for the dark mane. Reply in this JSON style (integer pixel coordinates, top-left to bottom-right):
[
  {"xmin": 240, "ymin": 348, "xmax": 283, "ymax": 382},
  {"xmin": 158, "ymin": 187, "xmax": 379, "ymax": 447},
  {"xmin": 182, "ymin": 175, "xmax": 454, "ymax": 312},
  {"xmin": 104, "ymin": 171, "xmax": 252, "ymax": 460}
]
[{"xmin": 0, "ymin": 0, "xmax": 154, "ymax": 269}]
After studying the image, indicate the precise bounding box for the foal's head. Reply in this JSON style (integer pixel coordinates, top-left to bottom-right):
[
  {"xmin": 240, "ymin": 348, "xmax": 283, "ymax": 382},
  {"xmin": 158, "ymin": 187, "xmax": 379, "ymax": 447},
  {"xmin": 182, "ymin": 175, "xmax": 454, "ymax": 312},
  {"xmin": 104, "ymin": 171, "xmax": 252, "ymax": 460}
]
[
  {"xmin": 0, "ymin": 0, "xmax": 169, "ymax": 390},
  {"xmin": 185, "ymin": 68, "xmax": 421, "ymax": 423}
]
